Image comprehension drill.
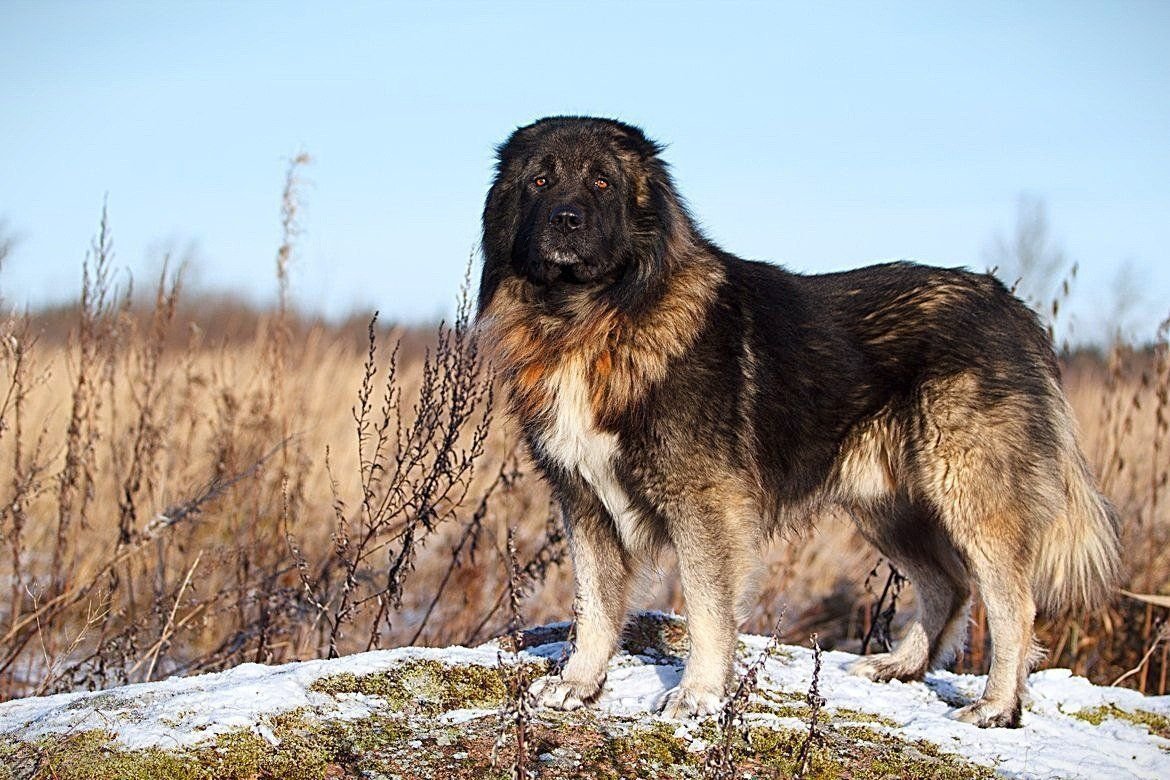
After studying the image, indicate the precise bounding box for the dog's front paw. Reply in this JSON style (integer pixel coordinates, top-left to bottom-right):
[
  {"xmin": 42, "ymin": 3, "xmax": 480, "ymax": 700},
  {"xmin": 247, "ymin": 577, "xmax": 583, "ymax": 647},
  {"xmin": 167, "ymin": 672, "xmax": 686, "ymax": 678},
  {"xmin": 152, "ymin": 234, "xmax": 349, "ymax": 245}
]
[
  {"xmin": 529, "ymin": 673, "xmax": 604, "ymax": 711},
  {"xmin": 950, "ymin": 698, "xmax": 1022, "ymax": 729},
  {"xmin": 656, "ymin": 684, "xmax": 724, "ymax": 719}
]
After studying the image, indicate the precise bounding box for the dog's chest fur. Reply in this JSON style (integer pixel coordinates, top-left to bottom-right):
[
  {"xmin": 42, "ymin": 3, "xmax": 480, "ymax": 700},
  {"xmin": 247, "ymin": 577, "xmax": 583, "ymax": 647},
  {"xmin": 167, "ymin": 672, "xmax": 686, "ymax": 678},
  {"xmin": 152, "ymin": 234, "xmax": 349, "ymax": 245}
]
[{"xmin": 536, "ymin": 361, "xmax": 644, "ymax": 551}]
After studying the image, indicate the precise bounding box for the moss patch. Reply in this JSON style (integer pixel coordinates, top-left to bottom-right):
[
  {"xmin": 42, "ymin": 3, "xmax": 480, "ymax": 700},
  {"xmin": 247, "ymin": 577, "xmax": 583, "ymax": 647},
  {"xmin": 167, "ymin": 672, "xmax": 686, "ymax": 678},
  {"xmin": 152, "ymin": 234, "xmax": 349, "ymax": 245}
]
[
  {"xmin": 610, "ymin": 720, "xmax": 694, "ymax": 769},
  {"xmin": 1, "ymin": 710, "xmax": 418, "ymax": 780},
  {"xmin": 1070, "ymin": 704, "xmax": 1170, "ymax": 739},
  {"xmin": 64, "ymin": 692, "xmax": 134, "ymax": 712},
  {"xmin": 609, "ymin": 717, "xmax": 995, "ymax": 780},
  {"xmin": 744, "ymin": 688, "xmax": 900, "ymax": 729},
  {"xmin": 2, "ymin": 730, "xmax": 204, "ymax": 780},
  {"xmin": 309, "ymin": 657, "xmax": 546, "ymax": 715}
]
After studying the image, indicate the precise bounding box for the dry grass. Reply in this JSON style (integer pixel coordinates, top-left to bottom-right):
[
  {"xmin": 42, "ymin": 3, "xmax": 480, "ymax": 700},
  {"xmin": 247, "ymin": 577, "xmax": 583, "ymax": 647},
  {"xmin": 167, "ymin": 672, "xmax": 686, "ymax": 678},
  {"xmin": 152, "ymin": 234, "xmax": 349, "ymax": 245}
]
[{"xmin": 1, "ymin": 188, "xmax": 1167, "ymax": 705}]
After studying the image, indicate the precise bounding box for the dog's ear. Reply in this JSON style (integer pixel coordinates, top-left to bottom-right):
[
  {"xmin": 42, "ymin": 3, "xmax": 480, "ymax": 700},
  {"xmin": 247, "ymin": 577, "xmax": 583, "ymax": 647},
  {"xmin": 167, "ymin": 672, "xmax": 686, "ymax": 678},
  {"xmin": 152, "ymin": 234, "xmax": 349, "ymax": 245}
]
[
  {"xmin": 495, "ymin": 125, "xmax": 536, "ymax": 162},
  {"xmin": 604, "ymin": 122, "xmax": 667, "ymax": 209},
  {"xmin": 479, "ymin": 166, "xmax": 522, "ymax": 317},
  {"xmin": 611, "ymin": 131, "xmax": 697, "ymax": 315},
  {"xmin": 606, "ymin": 121, "xmax": 664, "ymax": 162},
  {"xmin": 620, "ymin": 130, "xmax": 689, "ymax": 257}
]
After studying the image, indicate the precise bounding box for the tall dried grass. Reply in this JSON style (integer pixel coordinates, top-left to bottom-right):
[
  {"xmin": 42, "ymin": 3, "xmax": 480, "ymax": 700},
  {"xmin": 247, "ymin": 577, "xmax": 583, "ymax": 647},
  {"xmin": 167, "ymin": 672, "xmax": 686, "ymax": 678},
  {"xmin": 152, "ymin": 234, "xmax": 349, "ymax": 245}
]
[{"xmin": 0, "ymin": 185, "xmax": 1166, "ymax": 703}]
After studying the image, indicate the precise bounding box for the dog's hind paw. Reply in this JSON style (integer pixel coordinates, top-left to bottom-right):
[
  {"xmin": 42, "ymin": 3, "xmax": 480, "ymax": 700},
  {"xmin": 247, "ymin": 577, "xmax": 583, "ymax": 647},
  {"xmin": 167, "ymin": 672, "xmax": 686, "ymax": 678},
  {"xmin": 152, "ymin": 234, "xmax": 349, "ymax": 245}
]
[
  {"xmin": 951, "ymin": 698, "xmax": 1022, "ymax": 728},
  {"xmin": 529, "ymin": 674, "xmax": 603, "ymax": 711},
  {"xmin": 848, "ymin": 653, "xmax": 925, "ymax": 683},
  {"xmin": 656, "ymin": 685, "xmax": 724, "ymax": 719}
]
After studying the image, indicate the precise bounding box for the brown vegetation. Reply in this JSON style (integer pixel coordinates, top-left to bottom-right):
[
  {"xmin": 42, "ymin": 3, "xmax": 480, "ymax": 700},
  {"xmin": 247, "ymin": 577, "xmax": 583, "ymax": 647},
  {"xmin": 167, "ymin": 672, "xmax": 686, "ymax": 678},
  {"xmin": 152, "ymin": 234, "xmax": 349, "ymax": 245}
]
[{"xmin": 0, "ymin": 185, "xmax": 1166, "ymax": 706}]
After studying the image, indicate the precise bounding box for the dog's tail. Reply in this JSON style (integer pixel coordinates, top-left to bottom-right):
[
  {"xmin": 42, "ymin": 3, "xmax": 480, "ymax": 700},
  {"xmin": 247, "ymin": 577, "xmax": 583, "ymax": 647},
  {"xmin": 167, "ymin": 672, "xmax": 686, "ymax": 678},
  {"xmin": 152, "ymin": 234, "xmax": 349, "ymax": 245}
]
[{"xmin": 1031, "ymin": 396, "xmax": 1121, "ymax": 615}]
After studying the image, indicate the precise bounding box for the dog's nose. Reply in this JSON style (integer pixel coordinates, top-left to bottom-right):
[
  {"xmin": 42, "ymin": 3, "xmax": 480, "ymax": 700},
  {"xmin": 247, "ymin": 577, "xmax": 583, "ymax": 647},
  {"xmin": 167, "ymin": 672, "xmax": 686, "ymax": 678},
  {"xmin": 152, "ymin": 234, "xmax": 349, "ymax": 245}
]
[{"xmin": 549, "ymin": 205, "xmax": 585, "ymax": 232}]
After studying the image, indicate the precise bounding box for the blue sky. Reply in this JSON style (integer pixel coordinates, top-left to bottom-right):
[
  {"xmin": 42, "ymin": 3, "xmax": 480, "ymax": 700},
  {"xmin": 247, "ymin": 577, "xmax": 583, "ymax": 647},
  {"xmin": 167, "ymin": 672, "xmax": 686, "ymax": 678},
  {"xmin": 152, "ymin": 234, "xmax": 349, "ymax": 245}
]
[{"xmin": 2, "ymin": 1, "xmax": 1168, "ymax": 342}]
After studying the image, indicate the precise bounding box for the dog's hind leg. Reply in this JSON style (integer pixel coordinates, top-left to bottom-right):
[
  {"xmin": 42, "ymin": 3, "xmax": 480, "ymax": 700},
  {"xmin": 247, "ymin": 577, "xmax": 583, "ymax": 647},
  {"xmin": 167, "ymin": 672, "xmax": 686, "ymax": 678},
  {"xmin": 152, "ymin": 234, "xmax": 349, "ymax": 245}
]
[
  {"xmin": 849, "ymin": 505, "xmax": 970, "ymax": 682},
  {"xmin": 949, "ymin": 537, "xmax": 1035, "ymax": 728},
  {"xmin": 851, "ymin": 561, "xmax": 967, "ymax": 682},
  {"xmin": 531, "ymin": 507, "xmax": 633, "ymax": 711},
  {"xmin": 899, "ymin": 370, "xmax": 1055, "ymax": 727},
  {"xmin": 929, "ymin": 589, "xmax": 973, "ymax": 671}
]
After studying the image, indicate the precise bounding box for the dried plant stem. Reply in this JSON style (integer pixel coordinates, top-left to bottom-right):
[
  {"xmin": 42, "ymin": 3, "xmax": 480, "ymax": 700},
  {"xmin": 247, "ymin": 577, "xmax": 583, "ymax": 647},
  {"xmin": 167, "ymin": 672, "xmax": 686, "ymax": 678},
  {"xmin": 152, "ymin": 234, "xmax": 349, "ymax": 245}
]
[
  {"xmin": 860, "ymin": 561, "xmax": 905, "ymax": 655},
  {"xmin": 794, "ymin": 633, "xmax": 826, "ymax": 780},
  {"xmin": 704, "ymin": 611, "xmax": 786, "ymax": 780},
  {"xmin": 1112, "ymin": 620, "xmax": 1170, "ymax": 688},
  {"xmin": 491, "ymin": 526, "xmax": 535, "ymax": 780},
  {"xmin": 139, "ymin": 550, "xmax": 203, "ymax": 682}
]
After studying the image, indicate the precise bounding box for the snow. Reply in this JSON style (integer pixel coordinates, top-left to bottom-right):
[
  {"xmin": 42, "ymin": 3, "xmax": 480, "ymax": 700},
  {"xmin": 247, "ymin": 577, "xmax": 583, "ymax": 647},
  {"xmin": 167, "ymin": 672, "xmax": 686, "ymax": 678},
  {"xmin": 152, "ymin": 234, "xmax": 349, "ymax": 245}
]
[
  {"xmin": 1, "ymin": 623, "xmax": 1167, "ymax": 778},
  {"xmin": 0, "ymin": 645, "xmax": 490, "ymax": 750}
]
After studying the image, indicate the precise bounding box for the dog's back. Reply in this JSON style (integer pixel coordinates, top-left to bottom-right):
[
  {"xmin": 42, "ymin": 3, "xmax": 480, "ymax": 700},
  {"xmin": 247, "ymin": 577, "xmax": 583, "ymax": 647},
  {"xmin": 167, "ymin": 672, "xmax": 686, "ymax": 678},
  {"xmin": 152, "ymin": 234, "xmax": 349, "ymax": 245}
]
[{"xmin": 771, "ymin": 260, "xmax": 1118, "ymax": 603}]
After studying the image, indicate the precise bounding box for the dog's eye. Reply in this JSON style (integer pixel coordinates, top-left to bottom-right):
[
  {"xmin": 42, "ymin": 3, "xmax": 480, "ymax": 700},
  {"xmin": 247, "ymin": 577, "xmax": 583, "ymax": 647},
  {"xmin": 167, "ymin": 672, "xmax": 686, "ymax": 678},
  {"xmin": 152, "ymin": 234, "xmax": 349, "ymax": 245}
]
[
  {"xmin": 594, "ymin": 177, "xmax": 609, "ymax": 190},
  {"xmin": 533, "ymin": 176, "xmax": 547, "ymax": 187}
]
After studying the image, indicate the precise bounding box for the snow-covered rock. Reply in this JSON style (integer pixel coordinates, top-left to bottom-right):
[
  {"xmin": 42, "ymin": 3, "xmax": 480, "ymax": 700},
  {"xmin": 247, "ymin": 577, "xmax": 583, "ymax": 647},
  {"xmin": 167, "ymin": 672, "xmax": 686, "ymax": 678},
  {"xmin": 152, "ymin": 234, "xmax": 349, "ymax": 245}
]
[{"xmin": 1, "ymin": 613, "xmax": 1167, "ymax": 779}]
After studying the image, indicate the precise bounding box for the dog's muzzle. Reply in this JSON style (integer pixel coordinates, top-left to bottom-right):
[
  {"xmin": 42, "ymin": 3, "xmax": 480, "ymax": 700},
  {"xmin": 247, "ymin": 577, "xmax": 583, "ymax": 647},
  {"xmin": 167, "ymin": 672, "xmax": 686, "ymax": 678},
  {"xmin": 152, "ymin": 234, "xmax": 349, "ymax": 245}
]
[{"xmin": 546, "ymin": 250, "xmax": 581, "ymax": 266}]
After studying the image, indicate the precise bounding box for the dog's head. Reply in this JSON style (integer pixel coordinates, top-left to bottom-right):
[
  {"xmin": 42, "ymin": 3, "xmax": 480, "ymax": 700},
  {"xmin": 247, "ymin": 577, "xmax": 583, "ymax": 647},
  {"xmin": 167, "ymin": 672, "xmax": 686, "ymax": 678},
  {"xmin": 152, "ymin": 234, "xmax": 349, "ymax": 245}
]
[{"xmin": 479, "ymin": 116, "xmax": 686, "ymax": 315}]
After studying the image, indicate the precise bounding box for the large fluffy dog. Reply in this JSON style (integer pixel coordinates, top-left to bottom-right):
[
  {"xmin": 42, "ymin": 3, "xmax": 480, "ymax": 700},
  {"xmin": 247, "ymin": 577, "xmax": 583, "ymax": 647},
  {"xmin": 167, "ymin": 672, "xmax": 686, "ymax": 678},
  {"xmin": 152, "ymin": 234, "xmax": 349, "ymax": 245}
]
[{"xmin": 476, "ymin": 116, "xmax": 1120, "ymax": 728}]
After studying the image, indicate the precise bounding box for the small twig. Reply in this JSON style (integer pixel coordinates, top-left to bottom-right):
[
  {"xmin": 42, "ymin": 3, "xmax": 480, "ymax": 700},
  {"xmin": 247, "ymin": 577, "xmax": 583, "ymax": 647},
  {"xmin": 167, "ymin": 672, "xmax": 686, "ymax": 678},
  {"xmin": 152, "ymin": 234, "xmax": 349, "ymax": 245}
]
[
  {"xmin": 1112, "ymin": 619, "xmax": 1170, "ymax": 687},
  {"xmin": 861, "ymin": 562, "xmax": 905, "ymax": 654},
  {"xmin": 406, "ymin": 468, "xmax": 498, "ymax": 646},
  {"xmin": 463, "ymin": 505, "xmax": 567, "ymax": 646},
  {"xmin": 794, "ymin": 633, "xmax": 826, "ymax": 780},
  {"xmin": 33, "ymin": 594, "xmax": 110, "ymax": 696}
]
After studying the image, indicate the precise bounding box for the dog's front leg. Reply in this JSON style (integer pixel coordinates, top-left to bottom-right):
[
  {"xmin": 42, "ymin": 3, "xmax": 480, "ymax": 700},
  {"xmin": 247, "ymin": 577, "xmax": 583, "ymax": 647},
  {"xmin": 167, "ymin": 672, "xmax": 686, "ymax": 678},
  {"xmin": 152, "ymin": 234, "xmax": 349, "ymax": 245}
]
[
  {"xmin": 658, "ymin": 508, "xmax": 741, "ymax": 718},
  {"xmin": 531, "ymin": 505, "xmax": 631, "ymax": 710}
]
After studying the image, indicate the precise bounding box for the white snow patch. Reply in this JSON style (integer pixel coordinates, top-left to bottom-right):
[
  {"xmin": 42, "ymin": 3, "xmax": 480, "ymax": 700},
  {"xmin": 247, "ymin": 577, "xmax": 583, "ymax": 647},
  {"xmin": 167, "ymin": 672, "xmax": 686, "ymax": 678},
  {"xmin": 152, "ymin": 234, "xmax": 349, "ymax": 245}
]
[{"xmin": 0, "ymin": 645, "xmax": 499, "ymax": 750}]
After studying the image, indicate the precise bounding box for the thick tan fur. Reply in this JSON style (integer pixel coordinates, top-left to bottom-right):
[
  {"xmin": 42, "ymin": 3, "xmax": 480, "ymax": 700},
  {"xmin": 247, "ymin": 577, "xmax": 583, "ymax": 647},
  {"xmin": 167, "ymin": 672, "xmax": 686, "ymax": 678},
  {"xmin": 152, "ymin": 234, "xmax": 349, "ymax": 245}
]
[{"xmin": 479, "ymin": 247, "xmax": 723, "ymax": 427}]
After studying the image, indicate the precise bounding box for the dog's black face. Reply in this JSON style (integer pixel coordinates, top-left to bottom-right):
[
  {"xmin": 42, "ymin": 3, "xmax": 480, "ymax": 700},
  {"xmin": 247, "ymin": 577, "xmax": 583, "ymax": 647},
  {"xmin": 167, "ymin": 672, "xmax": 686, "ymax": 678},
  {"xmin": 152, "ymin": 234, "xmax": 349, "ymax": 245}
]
[
  {"xmin": 480, "ymin": 117, "xmax": 678, "ymax": 314},
  {"xmin": 514, "ymin": 139, "xmax": 632, "ymax": 286}
]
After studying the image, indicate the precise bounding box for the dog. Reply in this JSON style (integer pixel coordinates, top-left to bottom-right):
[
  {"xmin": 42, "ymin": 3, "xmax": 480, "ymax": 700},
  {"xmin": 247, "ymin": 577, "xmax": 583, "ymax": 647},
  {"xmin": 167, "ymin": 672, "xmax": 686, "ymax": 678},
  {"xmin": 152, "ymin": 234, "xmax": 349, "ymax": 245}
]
[{"xmin": 475, "ymin": 116, "xmax": 1120, "ymax": 728}]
